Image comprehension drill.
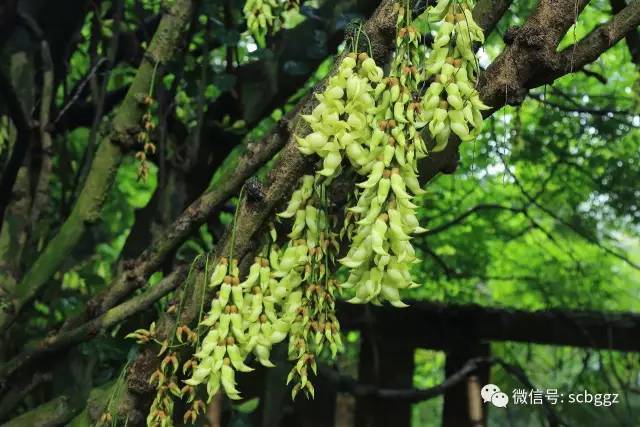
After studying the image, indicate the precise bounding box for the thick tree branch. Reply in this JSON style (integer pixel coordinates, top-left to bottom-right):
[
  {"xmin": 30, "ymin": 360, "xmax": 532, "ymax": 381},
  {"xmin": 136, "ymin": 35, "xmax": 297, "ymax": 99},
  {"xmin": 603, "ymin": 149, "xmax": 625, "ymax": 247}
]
[
  {"xmin": 480, "ymin": 0, "xmax": 591, "ymax": 109},
  {"xmin": 0, "ymin": 266, "xmax": 188, "ymax": 385},
  {"xmin": 611, "ymin": 0, "xmax": 640, "ymax": 64},
  {"xmin": 550, "ymin": 0, "xmax": 640, "ymax": 83}
]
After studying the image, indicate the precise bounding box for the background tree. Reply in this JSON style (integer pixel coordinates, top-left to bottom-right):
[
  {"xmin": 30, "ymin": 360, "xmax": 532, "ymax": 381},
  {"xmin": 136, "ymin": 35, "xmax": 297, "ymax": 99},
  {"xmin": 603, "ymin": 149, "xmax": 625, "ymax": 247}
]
[{"xmin": 0, "ymin": 0, "xmax": 640, "ymax": 426}]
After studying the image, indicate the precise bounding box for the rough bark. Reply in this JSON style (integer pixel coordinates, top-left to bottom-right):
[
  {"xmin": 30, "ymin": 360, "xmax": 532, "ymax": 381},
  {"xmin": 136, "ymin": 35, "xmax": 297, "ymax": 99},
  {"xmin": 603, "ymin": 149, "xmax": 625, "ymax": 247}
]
[{"xmin": 611, "ymin": 0, "xmax": 640, "ymax": 64}]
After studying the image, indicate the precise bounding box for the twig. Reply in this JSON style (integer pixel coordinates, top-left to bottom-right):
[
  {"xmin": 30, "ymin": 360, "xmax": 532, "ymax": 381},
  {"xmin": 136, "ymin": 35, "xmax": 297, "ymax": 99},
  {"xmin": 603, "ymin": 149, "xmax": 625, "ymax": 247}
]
[
  {"xmin": 52, "ymin": 58, "xmax": 108, "ymax": 126},
  {"xmin": 71, "ymin": 0, "xmax": 125, "ymax": 202},
  {"xmin": 425, "ymin": 204, "xmax": 524, "ymax": 236},
  {"xmin": 501, "ymin": 151, "xmax": 640, "ymax": 270}
]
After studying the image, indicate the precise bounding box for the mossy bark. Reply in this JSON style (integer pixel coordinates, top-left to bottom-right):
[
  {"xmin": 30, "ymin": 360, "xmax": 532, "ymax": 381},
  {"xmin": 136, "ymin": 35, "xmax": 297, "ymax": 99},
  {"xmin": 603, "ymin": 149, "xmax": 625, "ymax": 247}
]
[{"xmin": 0, "ymin": 395, "xmax": 75, "ymax": 427}]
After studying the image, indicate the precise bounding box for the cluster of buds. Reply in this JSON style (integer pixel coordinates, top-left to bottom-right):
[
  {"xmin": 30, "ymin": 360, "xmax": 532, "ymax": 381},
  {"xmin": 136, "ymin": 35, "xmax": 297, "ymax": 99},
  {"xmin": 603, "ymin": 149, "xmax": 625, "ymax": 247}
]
[
  {"xmin": 147, "ymin": 350, "xmax": 181, "ymax": 427},
  {"xmin": 136, "ymin": 94, "xmax": 156, "ymax": 181},
  {"xmin": 126, "ymin": 292, "xmax": 204, "ymax": 425},
  {"xmin": 283, "ymin": 249, "xmax": 342, "ymax": 398},
  {"xmin": 97, "ymin": 411, "xmax": 113, "ymax": 426},
  {"xmin": 125, "ymin": 316, "xmax": 197, "ymax": 425},
  {"xmin": 182, "ymin": 400, "xmax": 206, "ymax": 425},
  {"xmin": 125, "ymin": 321, "xmax": 157, "ymax": 344},
  {"xmin": 243, "ymin": 0, "xmax": 301, "ymax": 46},
  {"xmin": 286, "ymin": 274, "xmax": 342, "ymax": 398},
  {"xmin": 394, "ymin": 3, "xmax": 426, "ymax": 92},
  {"xmin": 271, "ymin": 174, "xmax": 344, "ymax": 398},
  {"xmin": 422, "ymin": 0, "xmax": 489, "ymax": 150},
  {"xmin": 175, "ymin": 324, "xmax": 197, "ymax": 344}
]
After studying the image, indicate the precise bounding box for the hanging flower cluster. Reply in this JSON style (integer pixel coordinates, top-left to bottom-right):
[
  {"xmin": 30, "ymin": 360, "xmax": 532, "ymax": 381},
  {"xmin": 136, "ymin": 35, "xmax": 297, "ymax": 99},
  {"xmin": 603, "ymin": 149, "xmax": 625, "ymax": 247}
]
[
  {"xmin": 338, "ymin": 4, "xmax": 430, "ymax": 307},
  {"xmin": 243, "ymin": 0, "xmax": 301, "ymax": 45},
  {"xmin": 297, "ymin": 53, "xmax": 382, "ymax": 174},
  {"xmin": 130, "ymin": 1, "xmax": 489, "ymax": 423},
  {"xmin": 135, "ymin": 95, "xmax": 157, "ymax": 181},
  {"xmin": 422, "ymin": 0, "xmax": 489, "ymax": 151},
  {"xmin": 127, "ymin": 311, "xmax": 205, "ymax": 425},
  {"xmin": 274, "ymin": 177, "xmax": 342, "ymax": 398},
  {"xmin": 183, "ymin": 252, "xmax": 293, "ymax": 403},
  {"xmin": 184, "ymin": 257, "xmax": 247, "ymax": 399}
]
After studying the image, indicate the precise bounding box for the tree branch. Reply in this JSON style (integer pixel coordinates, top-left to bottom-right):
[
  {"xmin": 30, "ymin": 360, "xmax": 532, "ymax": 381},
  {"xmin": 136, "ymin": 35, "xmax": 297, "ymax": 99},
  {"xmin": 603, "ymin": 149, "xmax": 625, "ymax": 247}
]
[
  {"xmin": 28, "ymin": 39, "xmax": 55, "ymax": 243},
  {"xmin": 321, "ymin": 356, "xmax": 494, "ymax": 403},
  {"xmin": 552, "ymin": 0, "xmax": 640, "ymax": 82},
  {"xmin": 500, "ymin": 153, "xmax": 640, "ymax": 270},
  {"xmin": 611, "ymin": 0, "xmax": 640, "ymax": 64},
  {"xmin": 0, "ymin": 265, "xmax": 188, "ymax": 385},
  {"xmin": 0, "ymin": 395, "xmax": 76, "ymax": 427}
]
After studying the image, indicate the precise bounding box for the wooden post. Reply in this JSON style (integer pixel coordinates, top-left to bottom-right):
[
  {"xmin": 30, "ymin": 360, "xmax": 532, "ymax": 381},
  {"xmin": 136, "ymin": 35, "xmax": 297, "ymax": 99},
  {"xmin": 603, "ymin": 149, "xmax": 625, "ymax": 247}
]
[
  {"xmin": 355, "ymin": 329, "xmax": 415, "ymax": 427},
  {"xmin": 441, "ymin": 341, "xmax": 490, "ymax": 427}
]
